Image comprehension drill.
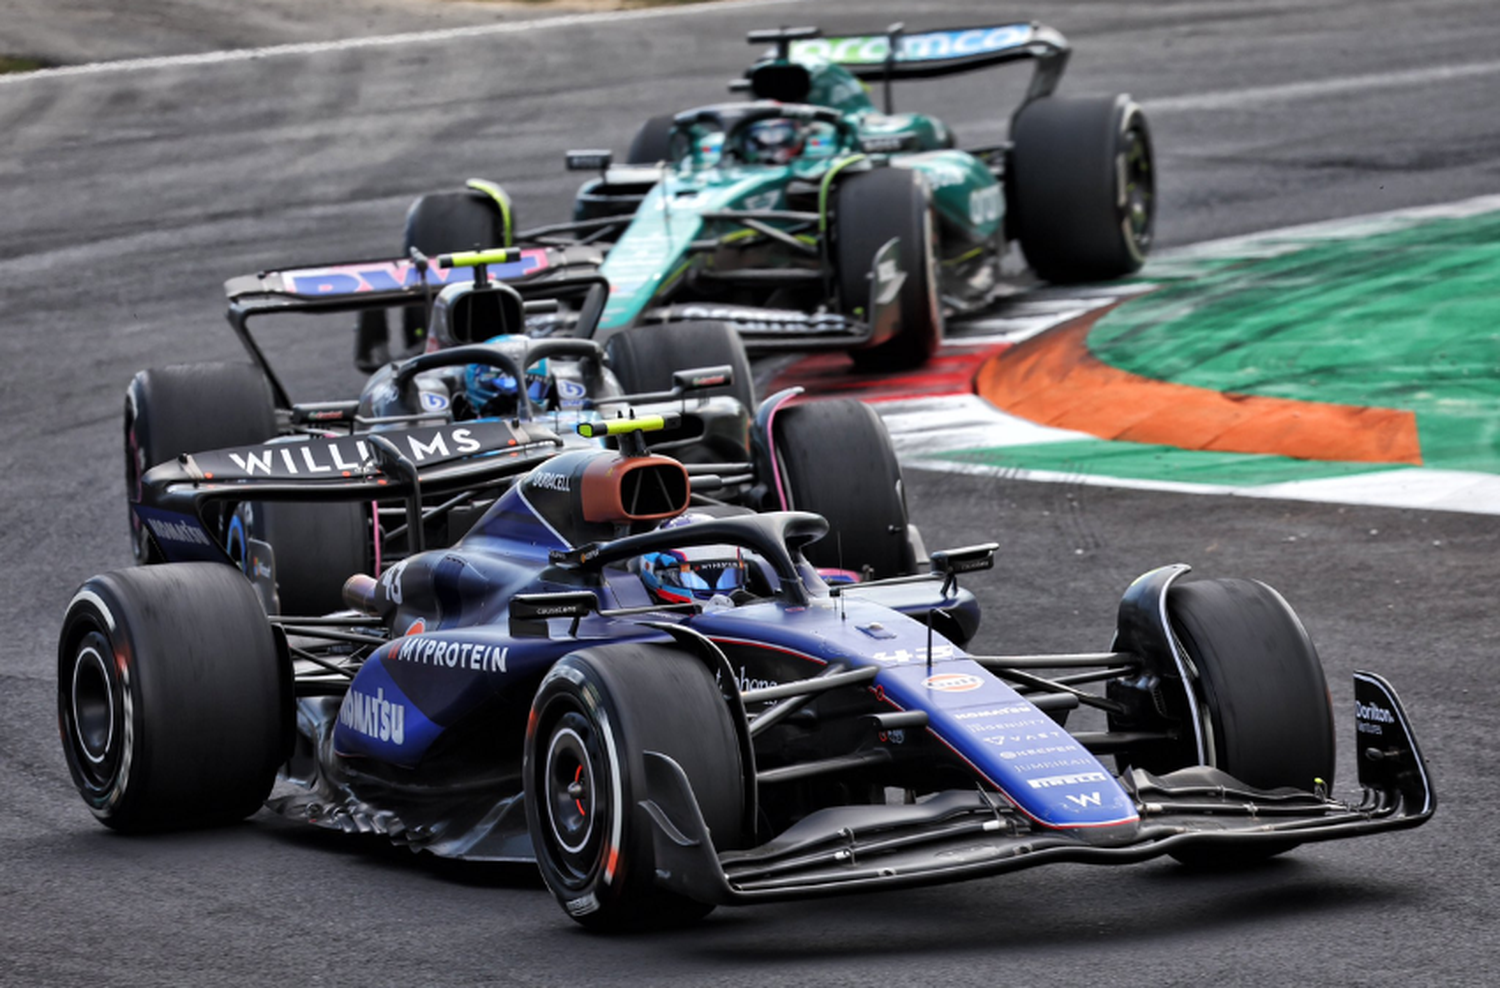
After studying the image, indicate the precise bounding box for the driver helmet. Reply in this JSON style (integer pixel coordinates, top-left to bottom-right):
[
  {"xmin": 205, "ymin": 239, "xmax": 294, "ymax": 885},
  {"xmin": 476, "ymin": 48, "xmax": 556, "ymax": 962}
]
[
  {"xmin": 741, "ymin": 117, "xmax": 806, "ymax": 165},
  {"xmin": 464, "ymin": 339, "xmax": 552, "ymax": 417},
  {"xmin": 638, "ymin": 512, "xmax": 749, "ymax": 604}
]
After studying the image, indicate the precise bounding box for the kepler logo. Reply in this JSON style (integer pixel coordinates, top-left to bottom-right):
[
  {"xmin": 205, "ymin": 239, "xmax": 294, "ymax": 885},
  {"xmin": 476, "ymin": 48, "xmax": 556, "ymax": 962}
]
[
  {"xmin": 146, "ymin": 517, "xmax": 211, "ymax": 546},
  {"xmin": 340, "ymin": 687, "xmax": 405, "ymax": 745}
]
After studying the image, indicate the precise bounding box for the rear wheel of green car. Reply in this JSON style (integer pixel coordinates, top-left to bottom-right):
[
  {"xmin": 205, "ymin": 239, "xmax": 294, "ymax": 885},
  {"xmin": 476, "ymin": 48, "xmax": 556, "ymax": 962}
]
[{"xmin": 1010, "ymin": 94, "xmax": 1155, "ymax": 283}]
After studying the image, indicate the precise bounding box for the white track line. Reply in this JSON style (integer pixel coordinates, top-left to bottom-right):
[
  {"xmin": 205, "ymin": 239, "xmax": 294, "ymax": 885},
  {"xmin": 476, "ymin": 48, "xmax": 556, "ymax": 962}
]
[
  {"xmin": 0, "ymin": 0, "xmax": 806, "ymax": 86},
  {"xmin": 1145, "ymin": 59, "xmax": 1500, "ymax": 114}
]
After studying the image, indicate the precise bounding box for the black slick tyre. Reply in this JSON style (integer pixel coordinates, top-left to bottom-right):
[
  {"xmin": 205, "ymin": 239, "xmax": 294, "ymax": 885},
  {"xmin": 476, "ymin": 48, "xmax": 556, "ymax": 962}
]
[
  {"xmin": 524, "ymin": 644, "xmax": 744, "ymax": 931},
  {"xmin": 57, "ymin": 563, "xmax": 289, "ymax": 832},
  {"xmin": 834, "ymin": 166, "xmax": 943, "ymax": 370},
  {"xmin": 771, "ymin": 399, "xmax": 914, "ymax": 579},
  {"xmin": 401, "ymin": 189, "xmax": 512, "ymax": 350},
  {"xmin": 228, "ymin": 499, "xmax": 370, "ymax": 616},
  {"xmin": 606, "ymin": 320, "xmax": 756, "ymax": 410},
  {"xmin": 125, "ymin": 363, "xmax": 276, "ymax": 564},
  {"xmin": 1157, "ymin": 578, "xmax": 1336, "ymax": 866},
  {"xmin": 626, "ymin": 114, "xmax": 676, "ymax": 164},
  {"xmin": 1009, "ymin": 94, "xmax": 1155, "ymax": 283}
]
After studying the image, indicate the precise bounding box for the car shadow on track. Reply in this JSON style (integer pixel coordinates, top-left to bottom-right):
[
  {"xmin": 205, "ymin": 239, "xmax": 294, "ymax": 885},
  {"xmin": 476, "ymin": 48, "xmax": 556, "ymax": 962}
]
[
  {"xmin": 256, "ymin": 810, "xmax": 546, "ymax": 891},
  {"xmin": 680, "ymin": 861, "xmax": 1422, "ymax": 960}
]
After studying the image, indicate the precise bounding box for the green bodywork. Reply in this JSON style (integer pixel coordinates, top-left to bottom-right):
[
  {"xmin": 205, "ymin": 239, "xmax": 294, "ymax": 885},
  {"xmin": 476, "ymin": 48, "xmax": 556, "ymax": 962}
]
[{"xmin": 593, "ymin": 56, "xmax": 1003, "ymax": 332}]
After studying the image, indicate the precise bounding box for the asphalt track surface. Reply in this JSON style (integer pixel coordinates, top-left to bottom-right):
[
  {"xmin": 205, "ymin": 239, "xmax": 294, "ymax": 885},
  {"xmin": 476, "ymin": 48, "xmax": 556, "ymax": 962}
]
[{"xmin": 2, "ymin": 1, "xmax": 1498, "ymax": 984}]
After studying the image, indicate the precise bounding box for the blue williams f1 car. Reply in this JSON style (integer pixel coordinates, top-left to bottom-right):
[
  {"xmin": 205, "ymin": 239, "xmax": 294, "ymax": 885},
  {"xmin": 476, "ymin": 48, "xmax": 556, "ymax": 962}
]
[
  {"xmin": 126, "ymin": 246, "xmax": 925, "ymax": 617},
  {"xmin": 63, "ymin": 417, "xmax": 1432, "ymax": 930},
  {"xmin": 384, "ymin": 20, "xmax": 1154, "ymax": 370}
]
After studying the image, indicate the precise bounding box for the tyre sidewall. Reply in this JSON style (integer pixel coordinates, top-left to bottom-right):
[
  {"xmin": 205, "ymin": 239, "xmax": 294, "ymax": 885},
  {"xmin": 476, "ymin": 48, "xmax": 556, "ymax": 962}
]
[{"xmin": 835, "ymin": 167, "xmax": 943, "ymax": 368}]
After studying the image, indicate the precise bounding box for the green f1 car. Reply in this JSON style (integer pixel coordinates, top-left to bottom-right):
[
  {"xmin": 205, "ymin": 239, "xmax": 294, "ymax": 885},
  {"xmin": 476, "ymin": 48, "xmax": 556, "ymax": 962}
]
[{"xmin": 371, "ymin": 21, "xmax": 1154, "ymax": 370}]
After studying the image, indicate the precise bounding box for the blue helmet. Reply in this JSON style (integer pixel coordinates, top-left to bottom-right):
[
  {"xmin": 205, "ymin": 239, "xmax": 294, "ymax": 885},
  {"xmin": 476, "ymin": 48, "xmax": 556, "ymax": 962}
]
[
  {"xmin": 463, "ymin": 338, "xmax": 552, "ymax": 417},
  {"xmin": 638, "ymin": 513, "xmax": 749, "ymax": 604}
]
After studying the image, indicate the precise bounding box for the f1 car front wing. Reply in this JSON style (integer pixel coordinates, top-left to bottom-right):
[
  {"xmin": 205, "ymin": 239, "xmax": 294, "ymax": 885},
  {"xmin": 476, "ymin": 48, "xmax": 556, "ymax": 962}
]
[{"xmin": 641, "ymin": 671, "xmax": 1433, "ymax": 904}]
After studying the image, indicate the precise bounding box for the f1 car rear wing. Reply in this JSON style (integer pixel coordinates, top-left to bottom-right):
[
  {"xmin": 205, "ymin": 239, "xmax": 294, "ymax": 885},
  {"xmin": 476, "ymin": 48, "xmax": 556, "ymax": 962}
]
[
  {"xmin": 134, "ymin": 419, "xmax": 565, "ymax": 565},
  {"xmin": 223, "ymin": 245, "xmax": 608, "ymax": 409},
  {"xmin": 757, "ymin": 21, "xmax": 1070, "ymax": 110}
]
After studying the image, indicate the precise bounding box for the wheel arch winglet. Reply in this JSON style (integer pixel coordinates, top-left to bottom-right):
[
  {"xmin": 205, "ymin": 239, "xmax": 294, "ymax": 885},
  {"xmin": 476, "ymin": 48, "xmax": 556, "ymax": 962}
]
[
  {"xmin": 1352, "ymin": 671, "xmax": 1436, "ymax": 820},
  {"xmin": 1113, "ymin": 563, "xmax": 1209, "ymax": 764}
]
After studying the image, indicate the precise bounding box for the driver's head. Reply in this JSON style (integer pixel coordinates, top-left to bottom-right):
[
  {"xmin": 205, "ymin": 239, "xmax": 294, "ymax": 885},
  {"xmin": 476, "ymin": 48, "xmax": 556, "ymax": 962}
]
[
  {"xmin": 464, "ymin": 341, "xmax": 551, "ymax": 417},
  {"xmin": 637, "ymin": 512, "xmax": 749, "ymax": 604},
  {"xmin": 741, "ymin": 117, "xmax": 806, "ymax": 165}
]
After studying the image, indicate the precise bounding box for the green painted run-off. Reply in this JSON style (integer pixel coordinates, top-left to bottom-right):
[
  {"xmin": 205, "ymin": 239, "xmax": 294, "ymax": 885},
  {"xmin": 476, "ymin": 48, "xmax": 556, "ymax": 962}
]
[{"xmin": 941, "ymin": 209, "xmax": 1500, "ymax": 485}]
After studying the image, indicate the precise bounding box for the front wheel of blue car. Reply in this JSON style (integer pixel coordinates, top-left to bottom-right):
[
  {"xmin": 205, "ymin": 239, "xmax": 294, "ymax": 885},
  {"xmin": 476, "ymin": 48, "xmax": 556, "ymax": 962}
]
[
  {"xmin": 1113, "ymin": 577, "xmax": 1335, "ymax": 868},
  {"xmin": 524, "ymin": 644, "xmax": 745, "ymax": 931}
]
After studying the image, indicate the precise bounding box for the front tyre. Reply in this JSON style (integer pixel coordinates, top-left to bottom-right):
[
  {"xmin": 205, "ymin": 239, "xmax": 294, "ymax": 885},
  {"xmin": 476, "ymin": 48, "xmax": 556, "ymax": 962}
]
[
  {"xmin": 57, "ymin": 563, "xmax": 289, "ymax": 832},
  {"xmin": 1009, "ymin": 94, "xmax": 1155, "ymax": 283},
  {"xmin": 605, "ymin": 320, "xmax": 756, "ymax": 410},
  {"xmin": 401, "ymin": 188, "xmax": 513, "ymax": 350},
  {"xmin": 524, "ymin": 644, "xmax": 745, "ymax": 931},
  {"xmin": 1116, "ymin": 577, "xmax": 1335, "ymax": 867},
  {"xmin": 771, "ymin": 399, "xmax": 915, "ymax": 579},
  {"xmin": 227, "ymin": 500, "xmax": 371, "ymax": 616},
  {"xmin": 834, "ymin": 167, "xmax": 944, "ymax": 371},
  {"xmin": 626, "ymin": 114, "xmax": 676, "ymax": 164}
]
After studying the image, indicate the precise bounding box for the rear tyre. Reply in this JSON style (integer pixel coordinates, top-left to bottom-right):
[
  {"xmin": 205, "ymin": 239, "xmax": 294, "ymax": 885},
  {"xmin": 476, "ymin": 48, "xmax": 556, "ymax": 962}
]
[
  {"xmin": 771, "ymin": 399, "xmax": 915, "ymax": 579},
  {"xmin": 125, "ymin": 363, "xmax": 276, "ymax": 564},
  {"xmin": 834, "ymin": 167, "xmax": 943, "ymax": 371},
  {"xmin": 1119, "ymin": 578, "xmax": 1335, "ymax": 867},
  {"xmin": 626, "ymin": 114, "xmax": 676, "ymax": 164},
  {"xmin": 524, "ymin": 644, "xmax": 744, "ymax": 931},
  {"xmin": 228, "ymin": 500, "xmax": 370, "ymax": 616},
  {"xmin": 1009, "ymin": 94, "xmax": 1154, "ymax": 283},
  {"xmin": 57, "ymin": 563, "xmax": 289, "ymax": 832},
  {"xmin": 401, "ymin": 189, "xmax": 512, "ymax": 350},
  {"xmin": 606, "ymin": 321, "xmax": 756, "ymax": 411}
]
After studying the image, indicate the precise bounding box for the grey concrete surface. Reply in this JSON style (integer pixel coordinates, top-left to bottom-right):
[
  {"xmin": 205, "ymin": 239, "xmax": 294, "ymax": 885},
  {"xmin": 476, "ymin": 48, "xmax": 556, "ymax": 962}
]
[
  {"xmin": 2, "ymin": 1, "xmax": 1498, "ymax": 984},
  {"xmin": 0, "ymin": 0, "xmax": 575, "ymax": 66}
]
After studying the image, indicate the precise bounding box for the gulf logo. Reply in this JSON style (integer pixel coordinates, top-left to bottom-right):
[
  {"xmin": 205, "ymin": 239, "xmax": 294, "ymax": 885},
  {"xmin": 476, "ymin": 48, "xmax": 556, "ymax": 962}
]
[{"xmin": 923, "ymin": 673, "xmax": 983, "ymax": 693}]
